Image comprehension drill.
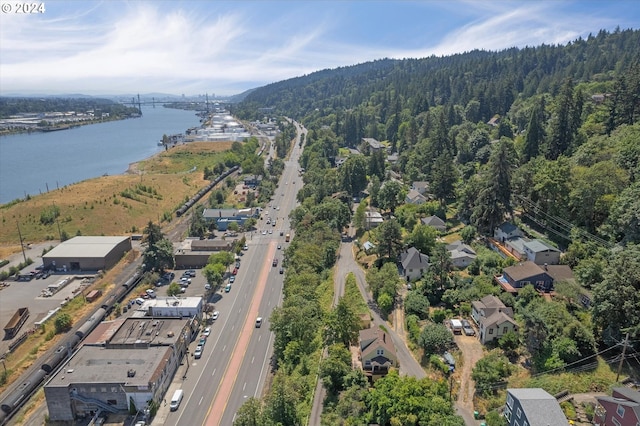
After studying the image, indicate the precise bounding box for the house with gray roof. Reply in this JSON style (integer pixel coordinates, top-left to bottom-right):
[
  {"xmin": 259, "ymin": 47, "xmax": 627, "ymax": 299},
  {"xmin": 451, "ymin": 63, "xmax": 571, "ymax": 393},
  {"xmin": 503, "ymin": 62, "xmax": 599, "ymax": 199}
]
[
  {"xmin": 495, "ymin": 261, "xmax": 574, "ymax": 293},
  {"xmin": 471, "ymin": 295, "xmax": 518, "ymax": 344},
  {"xmin": 411, "ymin": 181, "xmax": 430, "ymax": 195},
  {"xmin": 398, "ymin": 247, "xmax": 429, "ymax": 281},
  {"xmin": 405, "ymin": 189, "xmax": 428, "ymax": 205},
  {"xmin": 523, "ymin": 239, "xmax": 561, "ymax": 265},
  {"xmin": 505, "ymin": 388, "xmax": 569, "ymax": 426},
  {"xmin": 361, "ymin": 137, "xmax": 384, "ymax": 153},
  {"xmin": 494, "ymin": 222, "xmax": 524, "ymax": 243},
  {"xmin": 421, "ymin": 215, "xmax": 446, "ymax": 232},
  {"xmin": 446, "ymin": 240, "xmax": 477, "ymax": 269}
]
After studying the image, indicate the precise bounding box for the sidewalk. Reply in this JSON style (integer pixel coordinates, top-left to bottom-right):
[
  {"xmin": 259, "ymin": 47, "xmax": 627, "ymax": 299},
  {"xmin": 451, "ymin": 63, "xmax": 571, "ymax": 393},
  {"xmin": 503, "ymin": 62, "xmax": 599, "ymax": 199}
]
[{"xmin": 151, "ymin": 356, "xmax": 190, "ymax": 425}]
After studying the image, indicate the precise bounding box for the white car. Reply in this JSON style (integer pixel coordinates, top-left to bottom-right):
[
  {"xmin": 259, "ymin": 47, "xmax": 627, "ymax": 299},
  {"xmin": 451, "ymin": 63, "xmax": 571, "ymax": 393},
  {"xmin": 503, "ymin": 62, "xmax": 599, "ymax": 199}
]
[
  {"xmin": 243, "ymin": 244, "xmax": 249, "ymax": 250},
  {"xmin": 212, "ymin": 311, "xmax": 219, "ymax": 320},
  {"xmin": 262, "ymin": 230, "xmax": 267, "ymax": 235},
  {"xmin": 203, "ymin": 327, "xmax": 211, "ymax": 336},
  {"xmin": 268, "ymin": 229, "xmax": 273, "ymax": 234},
  {"xmin": 194, "ymin": 345, "xmax": 203, "ymax": 359},
  {"xmin": 204, "ymin": 284, "xmax": 211, "ymax": 290}
]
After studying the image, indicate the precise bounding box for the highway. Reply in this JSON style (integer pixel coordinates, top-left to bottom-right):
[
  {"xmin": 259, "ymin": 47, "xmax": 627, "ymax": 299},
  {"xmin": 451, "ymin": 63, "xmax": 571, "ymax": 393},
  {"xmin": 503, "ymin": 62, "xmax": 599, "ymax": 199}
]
[{"xmin": 160, "ymin": 121, "xmax": 306, "ymax": 426}]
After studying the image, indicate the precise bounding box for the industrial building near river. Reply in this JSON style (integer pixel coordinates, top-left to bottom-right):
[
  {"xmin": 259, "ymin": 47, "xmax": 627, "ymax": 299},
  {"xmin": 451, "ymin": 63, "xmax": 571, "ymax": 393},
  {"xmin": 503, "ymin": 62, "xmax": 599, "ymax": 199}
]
[{"xmin": 42, "ymin": 236, "xmax": 132, "ymax": 271}]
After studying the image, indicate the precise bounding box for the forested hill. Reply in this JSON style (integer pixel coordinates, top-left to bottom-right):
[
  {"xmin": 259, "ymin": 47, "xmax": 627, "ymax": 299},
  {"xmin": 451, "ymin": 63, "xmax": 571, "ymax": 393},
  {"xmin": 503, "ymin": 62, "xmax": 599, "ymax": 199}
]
[{"xmin": 237, "ymin": 28, "xmax": 639, "ymax": 121}]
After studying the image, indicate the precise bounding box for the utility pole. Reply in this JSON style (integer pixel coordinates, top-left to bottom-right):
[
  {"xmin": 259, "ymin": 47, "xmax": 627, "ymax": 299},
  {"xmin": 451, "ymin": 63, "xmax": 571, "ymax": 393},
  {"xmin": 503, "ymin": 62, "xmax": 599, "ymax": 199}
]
[
  {"xmin": 16, "ymin": 221, "xmax": 27, "ymax": 263},
  {"xmin": 616, "ymin": 332, "xmax": 630, "ymax": 382}
]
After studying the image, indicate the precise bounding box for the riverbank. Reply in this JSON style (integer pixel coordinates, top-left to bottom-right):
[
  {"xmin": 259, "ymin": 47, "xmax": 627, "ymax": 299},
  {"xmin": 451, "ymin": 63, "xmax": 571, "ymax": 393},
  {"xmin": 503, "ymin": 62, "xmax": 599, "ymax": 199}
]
[{"xmin": 0, "ymin": 141, "xmax": 232, "ymax": 257}]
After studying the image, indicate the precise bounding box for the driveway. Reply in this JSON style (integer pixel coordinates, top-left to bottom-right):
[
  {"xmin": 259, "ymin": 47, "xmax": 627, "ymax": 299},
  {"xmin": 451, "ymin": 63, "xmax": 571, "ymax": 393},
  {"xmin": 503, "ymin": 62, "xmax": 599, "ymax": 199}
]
[{"xmin": 454, "ymin": 333, "xmax": 485, "ymax": 424}]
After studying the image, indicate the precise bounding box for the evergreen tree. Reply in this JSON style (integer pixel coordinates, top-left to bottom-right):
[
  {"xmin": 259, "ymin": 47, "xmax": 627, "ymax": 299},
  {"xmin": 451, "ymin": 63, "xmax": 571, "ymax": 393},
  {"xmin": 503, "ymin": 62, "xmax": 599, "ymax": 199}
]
[
  {"xmin": 522, "ymin": 99, "xmax": 545, "ymax": 162},
  {"xmin": 471, "ymin": 139, "xmax": 514, "ymax": 233}
]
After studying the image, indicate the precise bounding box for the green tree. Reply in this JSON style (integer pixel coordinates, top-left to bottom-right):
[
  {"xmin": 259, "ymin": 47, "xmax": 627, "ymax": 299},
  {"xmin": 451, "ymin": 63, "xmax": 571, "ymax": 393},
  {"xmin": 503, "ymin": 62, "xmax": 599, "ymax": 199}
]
[
  {"xmin": 54, "ymin": 313, "xmax": 73, "ymax": 333},
  {"xmin": 320, "ymin": 344, "xmax": 352, "ymax": 394},
  {"xmin": 522, "ymin": 98, "xmax": 545, "ymax": 162},
  {"xmin": 431, "ymin": 152, "xmax": 458, "ymax": 207},
  {"xmin": 460, "ymin": 225, "xmax": 477, "ymax": 244},
  {"xmin": 234, "ymin": 398, "xmax": 267, "ymax": 426},
  {"xmin": 263, "ymin": 371, "xmax": 298, "ymax": 426},
  {"xmin": 143, "ymin": 238, "xmax": 175, "ymax": 272},
  {"xmin": 143, "ymin": 221, "xmax": 163, "ymax": 247},
  {"xmin": 373, "ymin": 219, "xmax": 403, "ymax": 259},
  {"xmin": 366, "ymin": 262, "xmax": 401, "ymax": 302},
  {"xmin": 498, "ymin": 331, "xmax": 520, "ymax": 359},
  {"xmin": 471, "ymin": 139, "xmax": 515, "ymax": 233},
  {"xmin": 378, "ymin": 180, "xmax": 407, "ymax": 213},
  {"xmin": 324, "ymin": 297, "xmax": 361, "ymax": 347},
  {"xmin": 404, "ymin": 291, "xmax": 430, "ymax": 319},
  {"xmin": 592, "ymin": 244, "xmax": 640, "ymax": 346},
  {"xmin": 418, "ymin": 322, "xmax": 453, "ymax": 355},
  {"xmin": 406, "ymin": 224, "xmax": 437, "ymax": 256},
  {"xmin": 472, "ymin": 351, "xmax": 514, "ymax": 396},
  {"xmin": 353, "ymin": 200, "xmax": 367, "ymax": 232},
  {"xmin": 167, "ymin": 282, "xmax": 182, "ymax": 296},
  {"xmin": 203, "ymin": 263, "xmax": 226, "ymax": 288},
  {"xmin": 339, "ymin": 155, "xmax": 369, "ymax": 196}
]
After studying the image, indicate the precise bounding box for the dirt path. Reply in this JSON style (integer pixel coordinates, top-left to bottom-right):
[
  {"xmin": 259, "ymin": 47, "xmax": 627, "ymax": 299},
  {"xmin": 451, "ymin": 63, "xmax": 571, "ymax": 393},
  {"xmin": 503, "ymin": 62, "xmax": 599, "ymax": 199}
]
[{"xmin": 454, "ymin": 334, "xmax": 484, "ymax": 422}]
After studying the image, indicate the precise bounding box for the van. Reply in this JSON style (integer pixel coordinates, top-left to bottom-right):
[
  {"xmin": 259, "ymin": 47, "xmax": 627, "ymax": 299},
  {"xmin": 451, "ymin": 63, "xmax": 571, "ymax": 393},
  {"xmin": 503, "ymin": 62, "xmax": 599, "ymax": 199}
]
[{"xmin": 169, "ymin": 389, "xmax": 184, "ymax": 411}]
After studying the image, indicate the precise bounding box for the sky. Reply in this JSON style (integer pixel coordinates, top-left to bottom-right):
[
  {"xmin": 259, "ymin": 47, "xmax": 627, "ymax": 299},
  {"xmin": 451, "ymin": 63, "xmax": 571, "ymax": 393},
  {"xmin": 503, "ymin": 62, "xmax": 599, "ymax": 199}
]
[{"xmin": 1, "ymin": 0, "xmax": 639, "ymax": 97}]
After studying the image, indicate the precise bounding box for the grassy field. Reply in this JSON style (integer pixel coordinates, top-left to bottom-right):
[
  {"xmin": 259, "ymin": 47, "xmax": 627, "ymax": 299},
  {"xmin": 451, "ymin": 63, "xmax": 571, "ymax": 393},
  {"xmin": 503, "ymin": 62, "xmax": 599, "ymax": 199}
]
[{"xmin": 0, "ymin": 142, "xmax": 232, "ymax": 257}]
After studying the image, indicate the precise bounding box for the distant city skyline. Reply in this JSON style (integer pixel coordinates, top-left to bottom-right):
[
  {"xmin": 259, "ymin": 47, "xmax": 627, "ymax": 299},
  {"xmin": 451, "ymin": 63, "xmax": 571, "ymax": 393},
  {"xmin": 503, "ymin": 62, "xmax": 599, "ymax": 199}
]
[{"xmin": 1, "ymin": 0, "xmax": 639, "ymax": 97}]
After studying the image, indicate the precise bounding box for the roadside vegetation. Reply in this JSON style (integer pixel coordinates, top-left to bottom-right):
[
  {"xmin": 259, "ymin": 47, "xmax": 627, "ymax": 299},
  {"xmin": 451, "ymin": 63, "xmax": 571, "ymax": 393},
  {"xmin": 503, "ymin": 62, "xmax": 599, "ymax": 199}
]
[{"xmin": 234, "ymin": 28, "xmax": 640, "ymax": 424}]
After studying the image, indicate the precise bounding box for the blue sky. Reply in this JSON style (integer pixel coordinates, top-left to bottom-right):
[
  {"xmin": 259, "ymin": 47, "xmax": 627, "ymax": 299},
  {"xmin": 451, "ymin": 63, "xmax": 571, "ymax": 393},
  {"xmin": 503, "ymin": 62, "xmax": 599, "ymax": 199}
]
[{"xmin": 1, "ymin": 0, "xmax": 639, "ymax": 97}]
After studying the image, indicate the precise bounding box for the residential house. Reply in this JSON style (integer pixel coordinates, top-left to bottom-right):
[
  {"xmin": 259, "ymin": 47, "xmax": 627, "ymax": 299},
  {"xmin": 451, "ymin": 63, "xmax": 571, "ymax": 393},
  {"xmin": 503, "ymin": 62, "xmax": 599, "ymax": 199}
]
[
  {"xmin": 359, "ymin": 328, "xmax": 397, "ymax": 377},
  {"xmin": 471, "ymin": 295, "xmax": 518, "ymax": 344},
  {"xmin": 421, "ymin": 215, "xmax": 446, "ymax": 232},
  {"xmin": 405, "ymin": 189, "xmax": 428, "ymax": 205},
  {"xmin": 411, "ymin": 181, "xmax": 430, "ymax": 195},
  {"xmin": 504, "ymin": 388, "xmax": 569, "ymax": 426},
  {"xmin": 504, "ymin": 236, "xmax": 528, "ymax": 259},
  {"xmin": 361, "ymin": 137, "xmax": 384, "ymax": 153},
  {"xmin": 523, "ymin": 239, "xmax": 561, "ymax": 265},
  {"xmin": 446, "ymin": 240, "xmax": 477, "ymax": 269},
  {"xmin": 398, "ymin": 247, "xmax": 429, "ymax": 281},
  {"xmin": 364, "ymin": 211, "xmax": 384, "ymax": 229},
  {"xmin": 494, "ymin": 222, "xmax": 524, "ymax": 243},
  {"xmin": 495, "ymin": 261, "xmax": 573, "ymax": 293},
  {"xmin": 595, "ymin": 387, "xmax": 640, "ymax": 426}
]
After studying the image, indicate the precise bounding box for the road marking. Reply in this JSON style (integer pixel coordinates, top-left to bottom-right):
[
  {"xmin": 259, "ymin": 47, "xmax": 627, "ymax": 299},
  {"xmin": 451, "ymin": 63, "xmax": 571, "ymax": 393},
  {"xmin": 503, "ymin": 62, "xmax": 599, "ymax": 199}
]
[
  {"xmin": 211, "ymin": 368, "xmax": 216, "ymax": 377},
  {"xmin": 258, "ymin": 335, "xmax": 261, "ymax": 342},
  {"xmin": 222, "ymin": 345, "xmax": 226, "ymax": 352},
  {"xmin": 199, "ymin": 396, "xmax": 204, "ymax": 405},
  {"xmin": 203, "ymin": 241, "xmax": 277, "ymax": 426},
  {"xmin": 251, "ymin": 356, "xmax": 255, "ymax": 364},
  {"xmin": 242, "ymin": 382, "xmax": 246, "ymax": 391}
]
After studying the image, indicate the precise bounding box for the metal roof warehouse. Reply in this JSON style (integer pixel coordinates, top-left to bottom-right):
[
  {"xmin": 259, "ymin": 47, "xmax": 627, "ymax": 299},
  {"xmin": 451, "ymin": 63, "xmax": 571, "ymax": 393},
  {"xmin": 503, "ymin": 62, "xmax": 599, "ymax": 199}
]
[{"xmin": 42, "ymin": 236, "xmax": 132, "ymax": 271}]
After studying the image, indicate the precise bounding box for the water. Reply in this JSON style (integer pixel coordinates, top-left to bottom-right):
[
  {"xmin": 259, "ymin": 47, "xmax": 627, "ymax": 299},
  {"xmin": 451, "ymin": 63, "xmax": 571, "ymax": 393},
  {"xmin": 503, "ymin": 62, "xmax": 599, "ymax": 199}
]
[{"xmin": 0, "ymin": 106, "xmax": 201, "ymax": 204}]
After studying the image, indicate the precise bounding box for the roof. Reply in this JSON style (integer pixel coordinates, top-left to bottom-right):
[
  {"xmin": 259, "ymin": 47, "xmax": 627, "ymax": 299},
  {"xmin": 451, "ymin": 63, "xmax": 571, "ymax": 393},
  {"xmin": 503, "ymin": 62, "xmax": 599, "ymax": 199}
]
[
  {"xmin": 406, "ymin": 189, "xmax": 427, "ymax": 203},
  {"xmin": 544, "ymin": 265, "xmax": 574, "ymax": 282},
  {"xmin": 362, "ymin": 137, "xmax": 383, "ymax": 149},
  {"xmin": 43, "ymin": 236, "xmax": 130, "ymax": 259},
  {"xmin": 472, "ymin": 295, "xmax": 505, "ymax": 311},
  {"xmin": 503, "ymin": 261, "xmax": 545, "ymax": 281},
  {"xmin": 399, "ymin": 247, "xmax": 429, "ymax": 271},
  {"xmin": 613, "ymin": 387, "xmax": 640, "ymax": 403},
  {"xmin": 524, "ymin": 239, "xmax": 560, "ymax": 253},
  {"xmin": 107, "ymin": 317, "xmax": 189, "ymax": 347},
  {"xmin": 359, "ymin": 328, "xmax": 396, "ymax": 359},
  {"xmin": 507, "ymin": 388, "xmax": 570, "ymax": 426},
  {"xmin": 411, "ymin": 181, "xmax": 430, "ymax": 193},
  {"xmin": 46, "ymin": 345, "xmax": 173, "ymax": 388},
  {"xmin": 421, "ymin": 215, "xmax": 446, "ymax": 229},
  {"xmin": 483, "ymin": 310, "xmax": 517, "ymax": 329},
  {"xmin": 496, "ymin": 222, "xmax": 519, "ymax": 234}
]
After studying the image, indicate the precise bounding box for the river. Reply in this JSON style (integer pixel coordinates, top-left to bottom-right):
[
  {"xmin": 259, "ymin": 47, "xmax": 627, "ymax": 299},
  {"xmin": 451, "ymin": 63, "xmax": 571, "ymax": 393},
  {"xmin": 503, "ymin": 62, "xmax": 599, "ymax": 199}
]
[{"xmin": 0, "ymin": 106, "xmax": 201, "ymax": 204}]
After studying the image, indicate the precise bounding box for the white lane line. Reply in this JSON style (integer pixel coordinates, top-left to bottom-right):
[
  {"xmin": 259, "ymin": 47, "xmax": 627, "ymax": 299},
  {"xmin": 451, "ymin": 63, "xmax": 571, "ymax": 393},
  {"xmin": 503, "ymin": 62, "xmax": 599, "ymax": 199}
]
[{"xmin": 199, "ymin": 396, "xmax": 204, "ymax": 405}]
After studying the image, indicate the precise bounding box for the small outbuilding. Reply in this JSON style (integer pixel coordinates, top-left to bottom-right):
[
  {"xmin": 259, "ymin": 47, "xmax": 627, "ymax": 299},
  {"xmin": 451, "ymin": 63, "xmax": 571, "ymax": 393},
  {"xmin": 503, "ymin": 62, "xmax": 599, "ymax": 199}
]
[{"xmin": 42, "ymin": 236, "xmax": 132, "ymax": 272}]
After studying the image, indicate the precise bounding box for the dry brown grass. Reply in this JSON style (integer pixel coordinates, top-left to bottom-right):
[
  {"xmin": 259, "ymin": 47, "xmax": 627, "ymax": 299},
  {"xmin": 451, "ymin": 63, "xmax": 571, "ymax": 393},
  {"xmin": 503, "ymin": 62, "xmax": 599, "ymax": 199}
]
[{"xmin": 0, "ymin": 142, "xmax": 232, "ymax": 256}]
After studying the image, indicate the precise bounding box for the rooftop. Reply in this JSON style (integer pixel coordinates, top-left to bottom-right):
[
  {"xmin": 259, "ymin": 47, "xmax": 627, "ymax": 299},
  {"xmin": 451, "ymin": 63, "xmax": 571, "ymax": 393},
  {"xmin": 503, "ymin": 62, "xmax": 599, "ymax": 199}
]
[
  {"xmin": 107, "ymin": 317, "xmax": 189, "ymax": 347},
  {"xmin": 47, "ymin": 345, "xmax": 173, "ymax": 388},
  {"xmin": 43, "ymin": 236, "xmax": 130, "ymax": 259}
]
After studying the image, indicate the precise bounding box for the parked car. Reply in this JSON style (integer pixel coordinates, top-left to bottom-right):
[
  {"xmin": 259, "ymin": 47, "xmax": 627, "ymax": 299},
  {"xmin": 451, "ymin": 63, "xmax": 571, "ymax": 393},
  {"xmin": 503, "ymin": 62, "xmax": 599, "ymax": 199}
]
[
  {"xmin": 243, "ymin": 244, "xmax": 249, "ymax": 250},
  {"xmin": 204, "ymin": 284, "xmax": 211, "ymax": 290},
  {"xmin": 229, "ymin": 276, "xmax": 235, "ymax": 283},
  {"xmin": 186, "ymin": 269, "xmax": 196, "ymax": 277},
  {"xmin": 194, "ymin": 345, "xmax": 203, "ymax": 359},
  {"xmin": 198, "ymin": 337, "xmax": 207, "ymax": 346},
  {"xmin": 212, "ymin": 311, "xmax": 219, "ymax": 320},
  {"xmin": 461, "ymin": 319, "xmax": 475, "ymax": 336},
  {"xmin": 279, "ymin": 267, "xmax": 284, "ymax": 274},
  {"xmin": 203, "ymin": 327, "xmax": 211, "ymax": 336},
  {"xmin": 272, "ymin": 258, "xmax": 278, "ymax": 267}
]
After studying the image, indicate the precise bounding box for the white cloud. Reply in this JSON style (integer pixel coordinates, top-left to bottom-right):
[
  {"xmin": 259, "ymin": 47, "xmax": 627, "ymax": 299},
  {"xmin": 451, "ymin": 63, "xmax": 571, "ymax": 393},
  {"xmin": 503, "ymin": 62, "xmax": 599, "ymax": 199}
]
[{"xmin": 0, "ymin": 1, "xmax": 635, "ymax": 96}]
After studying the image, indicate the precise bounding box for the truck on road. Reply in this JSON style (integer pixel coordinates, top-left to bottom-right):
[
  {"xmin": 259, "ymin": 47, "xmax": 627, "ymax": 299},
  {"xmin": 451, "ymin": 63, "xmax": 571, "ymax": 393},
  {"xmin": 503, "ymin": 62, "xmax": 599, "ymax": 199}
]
[{"xmin": 4, "ymin": 307, "xmax": 30, "ymax": 339}]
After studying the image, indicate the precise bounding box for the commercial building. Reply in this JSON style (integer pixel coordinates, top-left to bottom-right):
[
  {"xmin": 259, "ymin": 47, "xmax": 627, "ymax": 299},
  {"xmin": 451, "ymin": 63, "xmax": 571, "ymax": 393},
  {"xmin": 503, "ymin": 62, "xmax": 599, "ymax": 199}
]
[
  {"xmin": 44, "ymin": 315, "xmax": 195, "ymax": 422},
  {"xmin": 42, "ymin": 236, "xmax": 132, "ymax": 271}
]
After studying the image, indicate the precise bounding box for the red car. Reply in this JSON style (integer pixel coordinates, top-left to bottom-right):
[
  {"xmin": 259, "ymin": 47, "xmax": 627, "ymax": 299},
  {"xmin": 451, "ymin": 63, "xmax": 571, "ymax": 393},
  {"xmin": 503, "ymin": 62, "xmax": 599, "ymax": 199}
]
[{"xmin": 232, "ymin": 267, "xmax": 238, "ymax": 275}]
